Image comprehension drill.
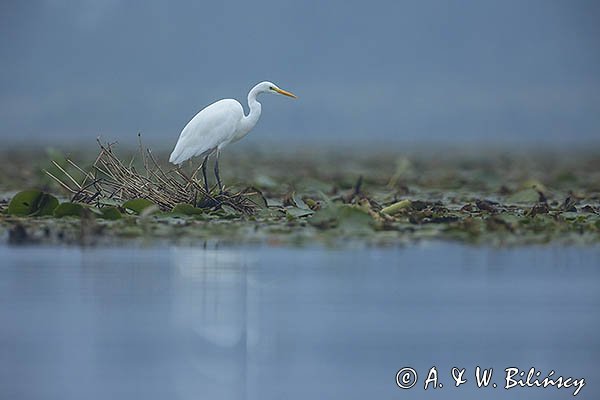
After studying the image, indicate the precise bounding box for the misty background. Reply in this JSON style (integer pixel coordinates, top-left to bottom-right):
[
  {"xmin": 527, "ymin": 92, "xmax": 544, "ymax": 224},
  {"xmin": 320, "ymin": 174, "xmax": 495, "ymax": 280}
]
[{"xmin": 1, "ymin": 0, "xmax": 599, "ymax": 150}]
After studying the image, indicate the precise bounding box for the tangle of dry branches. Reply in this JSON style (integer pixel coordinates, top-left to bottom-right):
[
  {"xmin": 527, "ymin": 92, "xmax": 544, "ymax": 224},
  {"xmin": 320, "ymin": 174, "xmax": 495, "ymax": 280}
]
[{"xmin": 44, "ymin": 139, "xmax": 258, "ymax": 214}]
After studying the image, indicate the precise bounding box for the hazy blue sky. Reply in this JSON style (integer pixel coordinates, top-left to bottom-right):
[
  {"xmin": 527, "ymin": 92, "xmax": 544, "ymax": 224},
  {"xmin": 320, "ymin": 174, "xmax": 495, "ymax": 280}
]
[{"xmin": 1, "ymin": 0, "xmax": 599, "ymax": 148}]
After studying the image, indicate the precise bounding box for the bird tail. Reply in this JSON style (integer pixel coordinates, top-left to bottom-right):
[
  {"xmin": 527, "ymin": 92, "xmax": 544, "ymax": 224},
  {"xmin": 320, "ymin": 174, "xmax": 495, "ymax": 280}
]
[
  {"xmin": 169, "ymin": 145, "xmax": 186, "ymax": 165},
  {"xmin": 170, "ymin": 142, "xmax": 214, "ymax": 165},
  {"xmin": 168, "ymin": 151, "xmax": 178, "ymax": 164}
]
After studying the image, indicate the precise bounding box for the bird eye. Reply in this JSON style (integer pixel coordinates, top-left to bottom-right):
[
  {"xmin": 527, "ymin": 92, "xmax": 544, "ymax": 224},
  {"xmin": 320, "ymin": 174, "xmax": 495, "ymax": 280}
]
[{"xmin": 269, "ymin": 86, "xmax": 275, "ymax": 90}]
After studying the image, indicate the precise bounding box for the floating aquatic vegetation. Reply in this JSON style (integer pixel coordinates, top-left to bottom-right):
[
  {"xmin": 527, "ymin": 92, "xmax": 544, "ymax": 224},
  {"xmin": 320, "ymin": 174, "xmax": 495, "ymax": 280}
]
[
  {"xmin": 7, "ymin": 190, "xmax": 59, "ymax": 217},
  {"xmin": 0, "ymin": 146, "xmax": 599, "ymax": 246}
]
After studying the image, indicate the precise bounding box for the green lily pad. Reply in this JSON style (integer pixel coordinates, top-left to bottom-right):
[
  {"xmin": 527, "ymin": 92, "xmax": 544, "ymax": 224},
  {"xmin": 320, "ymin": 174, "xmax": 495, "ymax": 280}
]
[
  {"xmin": 53, "ymin": 202, "xmax": 85, "ymax": 218},
  {"xmin": 122, "ymin": 198, "xmax": 156, "ymax": 214},
  {"xmin": 98, "ymin": 206, "xmax": 122, "ymax": 220},
  {"xmin": 292, "ymin": 193, "xmax": 310, "ymax": 210},
  {"xmin": 337, "ymin": 205, "xmax": 374, "ymax": 231},
  {"xmin": 309, "ymin": 204, "xmax": 373, "ymax": 231},
  {"xmin": 7, "ymin": 190, "xmax": 59, "ymax": 217},
  {"xmin": 172, "ymin": 203, "xmax": 205, "ymax": 215},
  {"xmin": 308, "ymin": 205, "xmax": 340, "ymax": 229},
  {"xmin": 560, "ymin": 212, "xmax": 580, "ymax": 220},
  {"xmin": 218, "ymin": 204, "xmax": 241, "ymax": 218},
  {"xmin": 506, "ymin": 188, "xmax": 541, "ymax": 204},
  {"xmin": 286, "ymin": 206, "xmax": 314, "ymax": 218},
  {"xmin": 256, "ymin": 207, "xmax": 285, "ymax": 219}
]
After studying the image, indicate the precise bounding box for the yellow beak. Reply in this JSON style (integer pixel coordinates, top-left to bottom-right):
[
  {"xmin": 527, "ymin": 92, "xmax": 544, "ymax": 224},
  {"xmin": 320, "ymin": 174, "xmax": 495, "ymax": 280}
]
[{"xmin": 274, "ymin": 87, "xmax": 297, "ymax": 98}]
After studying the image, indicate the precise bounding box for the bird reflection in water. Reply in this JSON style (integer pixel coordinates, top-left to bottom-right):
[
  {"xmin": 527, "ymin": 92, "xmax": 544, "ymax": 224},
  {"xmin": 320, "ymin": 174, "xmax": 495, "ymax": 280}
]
[{"xmin": 170, "ymin": 248, "xmax": 260, "ymax": 399}]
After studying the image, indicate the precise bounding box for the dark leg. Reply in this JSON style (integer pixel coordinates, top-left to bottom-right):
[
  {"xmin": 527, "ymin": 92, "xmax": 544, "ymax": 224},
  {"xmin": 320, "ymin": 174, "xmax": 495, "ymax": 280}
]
[
  {"xmin": 201, "ymin": 154, "xmax": 210, "ymax": 193},
  {"xmin": 214, "ymin": 149, "xmax": 223, "ymax": 194}
]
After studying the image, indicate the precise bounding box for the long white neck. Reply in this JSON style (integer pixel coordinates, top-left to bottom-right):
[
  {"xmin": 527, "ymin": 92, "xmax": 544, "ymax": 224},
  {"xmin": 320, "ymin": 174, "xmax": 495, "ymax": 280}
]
[{"xmin": 239, "ymin": 85, "xmax": 262, "ymax": 136}]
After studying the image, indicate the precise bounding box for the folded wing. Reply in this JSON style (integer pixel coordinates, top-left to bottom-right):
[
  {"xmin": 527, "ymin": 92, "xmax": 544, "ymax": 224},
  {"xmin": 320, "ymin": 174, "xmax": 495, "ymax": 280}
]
[{"xmin": 169, "ymin": 99, "xmax": 244, "ymax": 165}]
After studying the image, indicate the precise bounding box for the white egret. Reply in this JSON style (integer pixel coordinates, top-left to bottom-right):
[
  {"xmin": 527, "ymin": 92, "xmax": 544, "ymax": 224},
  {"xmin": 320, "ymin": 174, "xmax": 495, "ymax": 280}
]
[{"xmin": 169, "ymin": 81, "xmax": 297, "ymax": 193}]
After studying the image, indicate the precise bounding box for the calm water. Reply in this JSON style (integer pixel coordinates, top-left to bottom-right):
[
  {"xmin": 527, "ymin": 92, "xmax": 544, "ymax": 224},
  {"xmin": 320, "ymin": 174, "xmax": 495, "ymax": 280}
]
[{"xmin": 0, "ymin": 244, "xmax": 598, "ymax": 399}]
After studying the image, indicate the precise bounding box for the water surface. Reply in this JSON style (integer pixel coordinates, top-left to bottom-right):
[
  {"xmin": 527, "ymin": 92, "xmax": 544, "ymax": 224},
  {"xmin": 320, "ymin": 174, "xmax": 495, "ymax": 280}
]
[{"xmin": 1, "ymin": 244, "xmax": 598, "ymax": 399}]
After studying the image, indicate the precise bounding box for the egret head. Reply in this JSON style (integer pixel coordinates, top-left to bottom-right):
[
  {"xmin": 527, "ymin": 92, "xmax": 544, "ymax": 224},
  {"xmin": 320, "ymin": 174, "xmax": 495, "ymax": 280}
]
[{"xmin": 257, "ymin": 81, "xmax": 297, "ymax": 99}]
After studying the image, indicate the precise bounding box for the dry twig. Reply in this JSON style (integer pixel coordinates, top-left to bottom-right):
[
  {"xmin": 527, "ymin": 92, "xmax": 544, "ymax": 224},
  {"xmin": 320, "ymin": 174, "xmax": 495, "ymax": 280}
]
[{"xmin": 44, "ymin": 139, "xmax": 257, "ymax": 214}]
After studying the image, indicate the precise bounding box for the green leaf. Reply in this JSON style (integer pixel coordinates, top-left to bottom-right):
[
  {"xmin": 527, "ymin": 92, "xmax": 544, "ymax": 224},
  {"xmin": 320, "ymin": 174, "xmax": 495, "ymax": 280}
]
[
  {"xmin": 381, "ymin": 199, "xmax": 412, "ymax": 215},
  {"xmin": 53, "ymin": 202, "xmax": 85, "ymax": 218},
  {"xmin": 286, "ymin": 206, "xmax": 314, "ymax": 218},
  {"xmin": 266, "ymin": 198, "xmax": 283, "ymax": 207},
  {"xmin": 220, "ymin": 204, "xmax": 239, "ymax": 216},
  {"xmin": 7, "ymin": 190, "xmax": 59, "ymax": 217},
  {"xmin": 98, "ymin": 206, "xmax": 122, "ymax": 220},
  {"xmin": 506, "ymin": 188, "xmax": 541, "ymax": 204},
  {"xmin": 309, "ymin": 204, "xmax": 373, "ymax": 231},
  {"xmin": 308, "ymin": 205, "xmax": 340, "ymax": 229},
  {"xmin": 122, "ymin": 198, "xmax": 156, "ymax": 214},
  {"xmin": 560, "ymin": 211, "xmax": 580, "ymax": 220},
  {"xmin": 172, "ymin": 203, "xmax": 205, "ymax": 215},
  {"xmin": 292, "ymin": 192, "xmax": 310, "ymax": 210},
  {"xmin": 337, "ymin": 205, "xmax": 373, "ymax": 231},
  {"xmin": 256, "ymin": 207, "xmax": 285, "ymax": 219}
]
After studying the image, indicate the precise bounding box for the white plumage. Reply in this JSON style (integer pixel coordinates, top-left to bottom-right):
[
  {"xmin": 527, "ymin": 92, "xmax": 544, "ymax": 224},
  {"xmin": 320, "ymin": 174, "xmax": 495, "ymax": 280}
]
[
  {"xmin": 169, "ymin": 81, "xmax": 296, "ymax": 192},
  {"xmin": 169, "ymin": 99, "xmax": 243, "ymax": 165}
]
